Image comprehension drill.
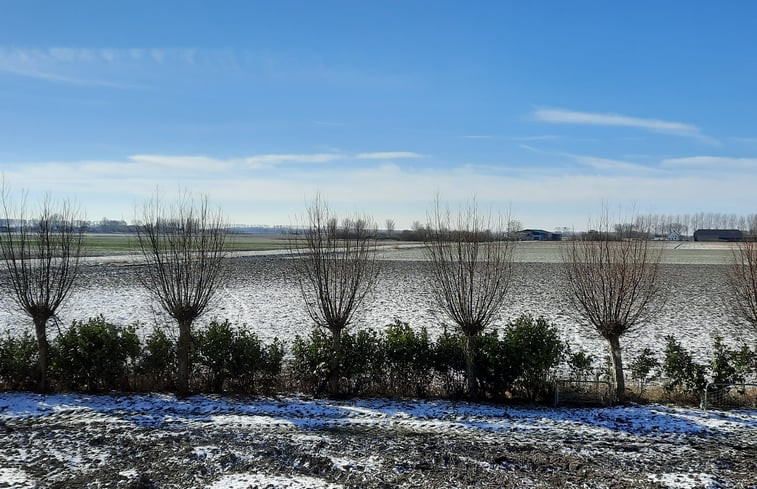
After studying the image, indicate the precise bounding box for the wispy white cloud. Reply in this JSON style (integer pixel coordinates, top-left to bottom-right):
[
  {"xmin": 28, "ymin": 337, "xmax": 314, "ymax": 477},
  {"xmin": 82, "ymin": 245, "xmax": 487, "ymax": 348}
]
[
  {"xmin": 463, "ymin": 135, "xmax": 560, "ymax": 141},
  {"xmin": 661, "ymin": 156, "xmax": 757, "ymax": 169},
  {"xmin": 0, "ymin": 47, "xmax": 200, "ymax": 87},
  {"xmin": 506, "ymin": 135, "xmax": 561, "ymax": 142},
  {"xmin": 128, "ymin": 154, "xmax": 234, "ymax": 171},
  {"xmin": 728, "ymin": 137, "xmax": 757, "ymax": 144},
  {"xmin": 243, "ymin": 153, "xmax": 344, "ymax": 168},
  {"xmin": 533, "ymin": 108, "xmax": 717, "ymax": 143},
  {"xmin": 356, "ymin": 152, "xmax": 424, "ymax": 159},
  {"xmin": 571, "ymin": 155, "xmax": 658, "ymax": 173},
  {"xmin": 0, "ymin": 46, "xmax": 407, "ymax": 89},
  {"xmin": 520, "ymin": 144, "xmax": 658, "ymax": 174}
]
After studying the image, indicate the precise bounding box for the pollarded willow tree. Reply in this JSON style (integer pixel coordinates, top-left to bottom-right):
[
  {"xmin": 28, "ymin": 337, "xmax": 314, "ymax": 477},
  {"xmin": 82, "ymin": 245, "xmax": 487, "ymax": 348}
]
[
  {"xmin": 136, "ymin": 193, "xmax": 228, "ymax": 395},
  {"xmin": 726, "ymin": 237, "xmax": 757, "ymax": 333},
  {"xmin": 424, "ymin": 197, "xmax": 515, "ymax": 398},
  {"xmin": 561, "ymin": 210, "xmax": 663, "ymax": 403},
  {"xmin": 290, "ymin": 195, "xmax": 381, "ymax": 395},
  {"xmin": 0, "ymin": 187, "xmax": 85, "ymax": 391}
]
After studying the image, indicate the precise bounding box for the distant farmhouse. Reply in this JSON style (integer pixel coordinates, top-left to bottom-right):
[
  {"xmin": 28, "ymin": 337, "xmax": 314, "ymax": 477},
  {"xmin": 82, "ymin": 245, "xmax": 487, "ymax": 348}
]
[
  {"xmin": 667, "ymin": 230, "xmax": 684, "ymax": 241},
  {"xmin": 654, "ymin": 230, "xmax": 685, "ymax": 241},
  {"xmin": 519, "ymin": 229, "xmax": 562, "ymax": 241},
  {"xmin": 693, "ymin": 229, "xmax": 743, "ymax": 242}
]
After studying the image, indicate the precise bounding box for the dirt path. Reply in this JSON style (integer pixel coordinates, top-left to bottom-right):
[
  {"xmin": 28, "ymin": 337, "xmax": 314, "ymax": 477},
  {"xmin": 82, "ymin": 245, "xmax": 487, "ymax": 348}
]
[{"xmin": 1, "ymin": 393, "xmax": 756, "ymax": 488}]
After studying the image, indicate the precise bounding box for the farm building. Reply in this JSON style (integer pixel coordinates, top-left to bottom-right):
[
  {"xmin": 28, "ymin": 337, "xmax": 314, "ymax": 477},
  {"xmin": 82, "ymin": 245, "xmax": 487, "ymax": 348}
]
[
  {"xmin": 654, "ymin": 230, "xmax": 685, "ymax": 241},
  {"xmin": 519, "ymin": 229, "xmax": 562, "ymax": 241},
  {"xmin": 693, "ymin": 229, "xmax": 743, "ymax": 242}
]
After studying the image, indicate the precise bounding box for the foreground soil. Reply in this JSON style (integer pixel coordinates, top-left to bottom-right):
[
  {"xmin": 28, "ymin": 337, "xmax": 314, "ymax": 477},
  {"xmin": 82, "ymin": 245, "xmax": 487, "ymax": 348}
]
[{"xmin": 0, "ymin": 393, "xmax": 756, "ymax": 488}]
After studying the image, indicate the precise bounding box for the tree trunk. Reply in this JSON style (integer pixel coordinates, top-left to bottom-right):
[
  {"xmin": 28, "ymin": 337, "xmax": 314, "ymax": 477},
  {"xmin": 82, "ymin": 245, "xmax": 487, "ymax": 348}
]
[
  {"xmin": 33, "ymin": 317, "xmax": 49, "ymax": 393},
  {"xmin": 464, "ymin": 334, "xmax": 478, "ymax": 399},
  {"xmin": 328, "ymin": 328, "xmax": 342, "ymax": 396},
  {"xmin": 608, "ymin": 335, "xmax": 625, "ymax": 403},
  {"xmin": 176, "ymin": 319, "xmax": 193, "ymax": 395}
]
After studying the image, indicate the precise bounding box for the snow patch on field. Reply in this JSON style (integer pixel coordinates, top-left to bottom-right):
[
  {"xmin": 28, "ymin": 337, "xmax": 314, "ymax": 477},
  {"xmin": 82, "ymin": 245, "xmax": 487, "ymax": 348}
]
[
  {"xmin": 0, "ymin": 467, "xmax": 34, "ymax": 488},
  {"xmin": 648, "ymin": 472, "xmax": 722, "ymax": 488},
  {"xmin": 209, "ymin": 472, "xmax": 343, "ymax": 489}
]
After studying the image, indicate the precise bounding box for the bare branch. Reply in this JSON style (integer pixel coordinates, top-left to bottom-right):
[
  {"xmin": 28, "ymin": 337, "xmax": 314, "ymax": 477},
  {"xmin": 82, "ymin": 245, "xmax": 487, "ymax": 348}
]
[
  {"xmin": 290, "ymin": 195, "xmax": 381, "ymax": 335},
  {"xmin": 424, "ymin": 197, "xmax": 514, "ymax": 336}
]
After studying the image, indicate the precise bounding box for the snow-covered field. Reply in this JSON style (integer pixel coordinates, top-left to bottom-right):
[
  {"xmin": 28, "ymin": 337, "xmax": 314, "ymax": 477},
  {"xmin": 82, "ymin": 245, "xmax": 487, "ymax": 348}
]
[
  {"xmin": 1, "ymin": 392, "xmax": 755, "ymax": 488},
  {"xmin": 0, "ymin": 242, "xmax": 752, "ymax": 364}
]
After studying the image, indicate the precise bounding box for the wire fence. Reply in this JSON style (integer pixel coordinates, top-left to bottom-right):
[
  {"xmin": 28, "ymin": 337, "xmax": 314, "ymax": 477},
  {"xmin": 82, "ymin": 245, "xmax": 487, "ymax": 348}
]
[
  {"xmin": 702, "ymin": 383, "xmax": 757, "ymax": 410},
  {"xmin": 553, "ymin": 379, "xmax": 612, "ymax": 407}
]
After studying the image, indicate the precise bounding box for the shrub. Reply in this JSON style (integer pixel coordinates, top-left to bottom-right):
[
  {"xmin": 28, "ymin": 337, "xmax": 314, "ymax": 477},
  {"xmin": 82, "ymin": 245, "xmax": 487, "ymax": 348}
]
[
  {"xmin": 430, "ymin": 329, "xmax": 520, "ymax": 399},
  {"xmin": 195, "ymin": 320, "xmax": 285, "ymax": 394},
  {"xmin": 137, "ymin": 327, "xmax": 176, "ymax": 391},
  {"xmin": 475, "ymin": 330, "xmax": 519, "ymax": 398},
  {"xmin": 292, "ymin": 329, "xmax": 333, "ymax": 393},
  {"xmin": 292, "ymin": 323, "xmax": 439, "ymax": 397},
  {"xmin": 502, "ymin": 315, "xmax": 565, "ymax": 401},
  {"xmin": 662, "ymin": 335, "xmax": 706, "ymax": 396},
  {"xmin": 195, "ymin": 320, "xmax": 236, "ymax": 392},
  {"xmin": 292, "ymin": 328, "xmax": 385, "ymax": 396},
  {"xmin": 0, "ymin": 333, "xmax": 38, "ymax": 390},
  {"xmin": 227, "ymin": 331, "xmax": 284, "ymax": 394},
  {"xmin": 52, "ymin": 316, "xmax": 140, "ymax": 392},
  {"xmin": 340, "ymin": 329, "xmax": 385, "ymax": 394},
  {"xmin": 432, "ymin": 327, "xmax": 467, "ymax": 397},
  {"xmin": 383, "ymin": 320, "xmax": 433, "ymax": 397},
  {"xmin": 629, "ymin": 347, "xmax": 660, "ymax": 393},
  {"xmin": 709, "ymin": 335, "xmax": 755, "ymax": 387},
  {"xmin": 429, "ymin": 315, "xmax": 564, "ymax": 401},
  {"xmin": 566, "ymin": 349, "xmax": 595, "ymax": 381}
]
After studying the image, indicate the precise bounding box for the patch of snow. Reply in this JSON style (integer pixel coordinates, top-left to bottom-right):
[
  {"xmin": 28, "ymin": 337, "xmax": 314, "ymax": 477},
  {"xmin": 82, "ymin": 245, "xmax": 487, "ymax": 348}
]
[
  {"xmin": 208, "ymin": 472, "xmax": 343, "ymax": 489},
  {"xmin": 0, "ymin": 468, "xmax": 34, "ymax": 488},
  {"xmin": 118, "ymin": 468, "xmax": 138, "ymax": 478},
  {"xmin": 192, "ymin": 445, "xmax": 220, "ymax": 460},
  {"xmin": 648, "ymin": 472, "xmax": 722, "ymax": 488}
]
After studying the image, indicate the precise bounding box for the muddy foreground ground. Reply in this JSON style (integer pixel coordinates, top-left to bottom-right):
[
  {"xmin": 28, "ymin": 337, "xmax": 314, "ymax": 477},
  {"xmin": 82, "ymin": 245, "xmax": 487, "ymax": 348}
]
[{"xmin": 1, "ymin": 393, "xmax": 756, "ymax": 488}]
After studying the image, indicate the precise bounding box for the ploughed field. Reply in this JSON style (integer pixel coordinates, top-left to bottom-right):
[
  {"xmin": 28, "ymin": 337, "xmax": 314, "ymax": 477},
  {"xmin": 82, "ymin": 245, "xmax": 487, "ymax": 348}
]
[{"xmin": 0, "ymin": 242, "xmax": 751, "ymax": 363}]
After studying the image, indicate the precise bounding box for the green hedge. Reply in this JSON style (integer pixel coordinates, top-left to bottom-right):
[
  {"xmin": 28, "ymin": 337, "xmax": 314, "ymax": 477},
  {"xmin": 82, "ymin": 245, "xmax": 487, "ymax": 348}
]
[
  {"xmin": 3, "ymin": 314, "xmax": 751, "ymax": 403},
  {"xmin": 292, "ymin": 315, "xmax": 565, "ymax": 400}
]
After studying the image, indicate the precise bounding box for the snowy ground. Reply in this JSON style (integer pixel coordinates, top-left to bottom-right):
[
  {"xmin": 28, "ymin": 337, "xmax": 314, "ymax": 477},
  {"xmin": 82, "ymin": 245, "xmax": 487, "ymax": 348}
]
[
  {"xmin": 1, "ymin": 242, "xmax": 752, "ymax": 367},
  {"xmin": 0, "ymin": 392, "xmax": 755, "ymax": 488}
]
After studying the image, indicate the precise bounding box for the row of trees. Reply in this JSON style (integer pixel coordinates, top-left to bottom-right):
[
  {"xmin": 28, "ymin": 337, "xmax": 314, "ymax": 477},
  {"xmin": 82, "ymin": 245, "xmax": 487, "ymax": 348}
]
[{"xmin": 1, "ymin": 186, "xmax": 756, "ymax": 402}]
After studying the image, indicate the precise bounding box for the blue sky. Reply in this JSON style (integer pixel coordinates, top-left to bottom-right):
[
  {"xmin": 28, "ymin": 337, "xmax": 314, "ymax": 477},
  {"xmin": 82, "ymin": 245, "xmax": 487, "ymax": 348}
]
[{"xmin": 1, "ymin": 1, "xmax": 756, "ymax": 229}]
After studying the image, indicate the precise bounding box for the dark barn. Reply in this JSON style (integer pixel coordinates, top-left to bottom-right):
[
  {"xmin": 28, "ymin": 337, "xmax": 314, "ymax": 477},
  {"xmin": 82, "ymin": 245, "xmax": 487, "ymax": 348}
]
[
  {"xmin": 693, "ymin": 229, "xmax": 743, "ymax": 242},
  {"xmin": 519, "ymin": 229, "xmax": 562, "ymax": 241}
]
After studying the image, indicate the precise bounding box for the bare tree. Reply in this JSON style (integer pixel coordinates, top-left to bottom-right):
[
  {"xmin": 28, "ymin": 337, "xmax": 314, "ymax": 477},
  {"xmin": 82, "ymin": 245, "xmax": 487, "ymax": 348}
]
[
  {"xmin": 0, "ymin": 187, "xmax": 84, "ymax": 391},
  {"xmin": 385, "ymin": 218, "xmax": 395, "ymax": 237},
  {"xmin": 424, "ymin": 198, "xmax": 515, "ymax": 398},
  {"xmin": 561, "ymin": 209, "xmax": 663, "ymax": 402},
  {"xmin": 290, "ymin": 196, "xmax": 381, "ymax": 395},
  {"xmin": 136, "ymin": 193, "xmax": 228, "ymax": 394},
  {"xmin": 726, "ymin": 238, "xmax": 757, "ymax": 333}
]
